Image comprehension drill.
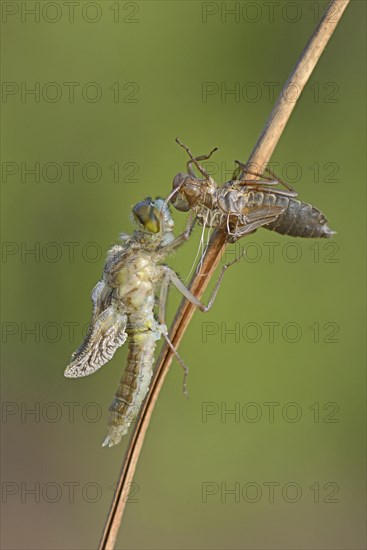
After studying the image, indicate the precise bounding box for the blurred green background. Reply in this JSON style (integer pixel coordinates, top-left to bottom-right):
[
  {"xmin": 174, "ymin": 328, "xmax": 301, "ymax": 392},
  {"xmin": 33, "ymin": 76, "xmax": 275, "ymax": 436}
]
[{"xmin": 1, "ymin": 1, "xmax": 366, "ymax": 549}]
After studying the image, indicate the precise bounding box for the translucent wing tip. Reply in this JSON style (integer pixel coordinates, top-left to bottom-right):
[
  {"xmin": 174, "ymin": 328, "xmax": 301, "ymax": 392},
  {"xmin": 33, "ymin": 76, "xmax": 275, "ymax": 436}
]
[{"xmin": 64, "ymin": 362, "xmax": 90, "ymax": 378}]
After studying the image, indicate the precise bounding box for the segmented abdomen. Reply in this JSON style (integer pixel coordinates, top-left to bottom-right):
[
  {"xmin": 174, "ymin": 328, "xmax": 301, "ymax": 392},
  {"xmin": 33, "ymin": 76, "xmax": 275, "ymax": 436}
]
[
  {"xmin": 263, "ymin": 195, "xmax": 334, "ymax": 238},
  {"xmin": 102, "ymin": 330, "xmax": 157, "ymax": 447}
]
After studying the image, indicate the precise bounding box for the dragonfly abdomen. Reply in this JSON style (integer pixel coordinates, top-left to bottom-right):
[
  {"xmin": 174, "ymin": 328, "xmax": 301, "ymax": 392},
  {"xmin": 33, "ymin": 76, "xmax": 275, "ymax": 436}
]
[
  {"xmin": 264, "ymin": 196, "xmax": 335, "ymax": 238},
  {"xmin": 102, "ymin": 329, "xmax": 158, "ymax": 447}
]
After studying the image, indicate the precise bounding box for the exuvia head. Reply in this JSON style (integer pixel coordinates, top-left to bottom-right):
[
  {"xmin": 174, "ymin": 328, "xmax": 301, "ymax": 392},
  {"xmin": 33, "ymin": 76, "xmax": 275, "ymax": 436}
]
[
  {"xmin": 172, "ymin": 138, "xmax": 219, "ymax": 213},
  {"xmin": 171, "ymin": 172, "xmax": 200, "ymax": 212},
  {"xmin": 171, "ymin": 171, "xmax": 218, "ymax": 213},
  {"xmin": 132, "ymin": 197, "xmax": 174, "ymax": 234}
]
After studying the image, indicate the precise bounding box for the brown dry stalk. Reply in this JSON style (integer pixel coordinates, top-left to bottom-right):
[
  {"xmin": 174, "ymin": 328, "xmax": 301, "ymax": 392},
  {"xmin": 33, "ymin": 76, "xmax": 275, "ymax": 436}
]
[{"xmin": 99, "ymin": 1, "xmax": 350, "ymax": 548}]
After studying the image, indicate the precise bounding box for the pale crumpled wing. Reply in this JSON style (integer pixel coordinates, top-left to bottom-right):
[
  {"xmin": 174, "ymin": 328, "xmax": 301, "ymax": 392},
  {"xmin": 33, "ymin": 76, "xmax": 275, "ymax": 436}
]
[{"xmin": 64, "ymin": 281, "xmax": 128, "ymax": 378}]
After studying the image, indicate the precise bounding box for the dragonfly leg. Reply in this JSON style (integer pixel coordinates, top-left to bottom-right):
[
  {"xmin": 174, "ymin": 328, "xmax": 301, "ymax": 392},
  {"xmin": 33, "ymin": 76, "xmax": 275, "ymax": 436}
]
[
  {"xmin": 163, "ymin": 250, "xmax": 245, "ymax": 314},
  {"xmin": 158, "ymin": 257, "xmax": 245, "ymax": 392},
  {"xmin": 231, "ymin": 162, "xmax": 241, "ymax": 181},
  {"xmin": 162, "ymin": 331, "xmax": 189, "ymax": 398},
  {"xmin": 234, "ymin": 161, "xmax": 298, "ymax": 196},
  {"xmin": 234, "ymin": 161, "xmax": 279, "ymax": 186},
  {"xmin": 252, "ymin": 186, "xmax": 298, "ymax": 198},
  {"xmin": 187, "ymin": 150, "xmax": 218, "ymax": 179},
  {"xmin": 158, "ymin": 270, "xmax": 189, "ymax": 398},
  {"xmin": 156, "ymin": 212, "xmax": 196, "ymax": 260},
  {"xmin": 176, "ymin": 137, "xmax": 218, "ymax": 179},
  {"xmin": 237, "ymin": 177, "xmax": 279, "ymax": 186},
  {"xmin": 234, "ymin": 161, "xmax": 272, "ymax": 182},
  {"xmin": 265, "ymin": 166, "xmax": 296, "ymax": 193},
  {"xmin": 158, "ymin": 271, "xmax": 170, "ymax": 326}
]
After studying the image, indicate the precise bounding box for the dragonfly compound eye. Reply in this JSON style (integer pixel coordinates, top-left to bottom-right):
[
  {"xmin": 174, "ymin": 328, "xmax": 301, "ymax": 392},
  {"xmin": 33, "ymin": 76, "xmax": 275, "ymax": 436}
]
[
  {"xmin": 132, "ymin": 200, "xmax": 161, "ymax": 233},
  {"xmin": 171, "ymin": 173, "xmax": 198, "ymax": 212},
  {"xmin": 172, "ymin": 172, "xmax": 188, "ymax": 188}
]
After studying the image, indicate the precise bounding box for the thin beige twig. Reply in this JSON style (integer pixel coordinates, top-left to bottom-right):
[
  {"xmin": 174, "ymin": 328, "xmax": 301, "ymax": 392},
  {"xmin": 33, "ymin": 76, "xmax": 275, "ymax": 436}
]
[{"xmin": 99, "ymin": 1, "xmax": 350, "ymax": 548}]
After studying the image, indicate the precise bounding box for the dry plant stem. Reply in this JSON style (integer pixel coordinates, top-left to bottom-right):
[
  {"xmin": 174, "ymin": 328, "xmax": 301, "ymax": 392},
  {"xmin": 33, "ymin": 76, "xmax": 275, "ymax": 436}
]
[
  {"xmin": 99, "ymin": 1, "xmax": 349, "ymax": 548},
  {"xmin": 247, "ymin": 0, "xmax": 350, "ymax": 175}
]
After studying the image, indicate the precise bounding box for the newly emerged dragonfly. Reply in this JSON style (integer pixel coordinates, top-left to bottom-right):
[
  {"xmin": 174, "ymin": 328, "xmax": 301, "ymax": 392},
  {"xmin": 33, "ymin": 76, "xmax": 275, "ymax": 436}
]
[
  {"xmin": 65, "ymin": 198, "xmax": 239, "ymax": 447},
  {"xmin": 170, "ymin": 139, "xmax": 335, "ymax": 242}
]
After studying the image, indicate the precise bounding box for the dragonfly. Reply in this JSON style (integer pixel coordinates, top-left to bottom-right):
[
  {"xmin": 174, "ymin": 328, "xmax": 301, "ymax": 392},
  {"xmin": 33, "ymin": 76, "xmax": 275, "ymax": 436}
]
[
  {"xmin": 65, "ymin": 197, "xmax": 240, "ymax": 447},
  {"xmin": 170, "ymin": 138, "xmax": 335, "ymax": 242}
]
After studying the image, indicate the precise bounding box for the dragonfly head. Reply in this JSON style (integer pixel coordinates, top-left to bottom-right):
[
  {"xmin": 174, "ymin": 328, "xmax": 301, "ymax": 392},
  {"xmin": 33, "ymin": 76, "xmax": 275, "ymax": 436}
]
[
  {"xmin": 171, "ymin": 172, "xmax": 217, "ymax": 213},
  {"xmin": 132, "ymin": 198, "xmax": 174, "ymax": 234},
  {"xmin": 171, "ymin": 172, "xmax": 203, "ymax": 212}
]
